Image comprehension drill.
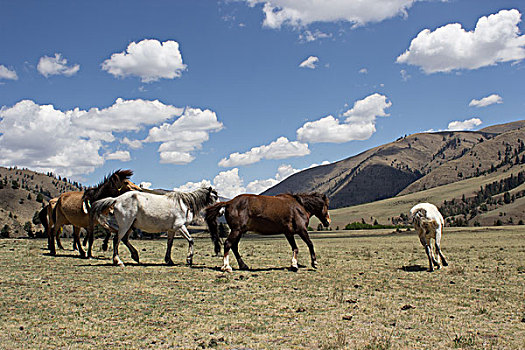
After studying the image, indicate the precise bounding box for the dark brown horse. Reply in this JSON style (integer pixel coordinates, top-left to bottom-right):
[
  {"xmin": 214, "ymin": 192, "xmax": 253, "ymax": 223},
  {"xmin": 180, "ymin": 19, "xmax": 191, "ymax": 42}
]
[
  {"xmin": 205, "ymin": 193, "xmax": 331, "ymax": 272},
  {"xmin": 49, "ymin": 170, "xmax": 141, "ymax": 258}
]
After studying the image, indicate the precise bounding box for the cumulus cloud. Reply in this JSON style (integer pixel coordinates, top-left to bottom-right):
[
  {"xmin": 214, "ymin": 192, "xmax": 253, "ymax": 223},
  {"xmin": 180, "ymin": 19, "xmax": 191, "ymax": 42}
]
[
  {"xmin": 297, "ymin": 93, "xmax": 391, "ymax": 143},
  {"xmin": 359, "ymin": 68, "xmax": 368, "ymax": 74},
  {"xmin": 0, "ymin": 65, "xmax": 18, "ymax": 80},
  {"xmin": 37, "ymin": 53, "xmax": 80, "ymax": 77},
  {"xmin": 122, "ymin": 137, "xmax": 143, "ymax": 149},
  {"xmin": 173, "ymin": 179, "xmax": 212, "ymax": 192},
  {"xmin": 145, "ymin": 108, "xmax": 223, "ymax": 165},
  {"xmin": 299, "ymin": 56, "xmax": 319, "ymax": 69},
  {"xmin": 397, "ymin": 9, "xmax": 525, "ymax": 73},
  {"xmin": 469, "ymin": 94, "xmax": 503, "ymax": 108},
  {"xmin": 0, "ymin": 99, "xmax": 220, "ymax": 178},
  {"xmin": 213, "ymin": 168, "xmax": 246, "ymax": 199},
  {"xmin": 447, "ymin": 118, "xmax": 483, "ymax": 131},
  {"xmin": 218, "ymin": 137, "xmax": 310, "ymax": 167},
  {"xmin": 105, "ymin": 150, "xmax": 131, "ymax": 162},
  {"xmin": 245, "ymin": 0, "xmax": 418, "ymax": 28},
  {"xmin": 102, "ymin": 39, "xmax": 187, "ymax": 82}
]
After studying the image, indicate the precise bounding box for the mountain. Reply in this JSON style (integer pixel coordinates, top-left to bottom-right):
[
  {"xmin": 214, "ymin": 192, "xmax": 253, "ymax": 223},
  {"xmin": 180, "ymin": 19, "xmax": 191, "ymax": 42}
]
[
  {"xmin": 0, "ymin": 167, "xmax": 83, "ymax": 237},
  {"xmin": 262, "ymin": 120, "xmax": 525, "ymax": 209}
]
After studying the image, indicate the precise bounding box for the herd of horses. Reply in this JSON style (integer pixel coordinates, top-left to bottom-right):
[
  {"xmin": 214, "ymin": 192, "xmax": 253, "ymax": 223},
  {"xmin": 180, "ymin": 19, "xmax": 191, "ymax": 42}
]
[
  {"xmin": 39, "ymin": 169, "xmax": 332, "ymax": 272},
  {"xmin": 40, "ymin": 169, "xmax": 446, "ymax": 272}
]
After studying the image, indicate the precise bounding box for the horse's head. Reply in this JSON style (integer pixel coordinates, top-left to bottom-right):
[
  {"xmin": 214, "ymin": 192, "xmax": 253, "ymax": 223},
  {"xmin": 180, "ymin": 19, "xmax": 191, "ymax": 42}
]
[
  {"xmin": 206, "ymin": 186, "xmax": 219, "ymax": 205},
  {"xmin": 317, "ymin": 194, "xmax": 331, "ymax": 228},
  {"xmin": 295, "ymin": 193, "xmax": 331, "ymax": 228},
  {"xmin": 82, "ymin": 169, "xmax": 135, "ymax": 213}
]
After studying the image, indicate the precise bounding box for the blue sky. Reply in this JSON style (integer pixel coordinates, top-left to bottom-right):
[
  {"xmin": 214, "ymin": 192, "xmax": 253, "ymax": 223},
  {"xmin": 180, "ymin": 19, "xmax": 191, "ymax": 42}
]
[{"xmin": 1, "ymin": 0, "xmax": 524, "ymax": 197}]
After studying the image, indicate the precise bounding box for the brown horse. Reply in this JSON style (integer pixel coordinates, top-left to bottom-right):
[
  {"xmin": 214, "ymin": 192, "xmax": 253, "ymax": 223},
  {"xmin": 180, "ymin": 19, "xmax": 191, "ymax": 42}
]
[
  {"xmin": 39, "ymin": 197, "xmax": 83, "ymax": 251},
  {"xmin": 205, "ymin": 193, "xmax": 331, "ymax": 272},
  {"xmin": 49, "ymin": 170, "xmax": 141, "ymax": 258}
]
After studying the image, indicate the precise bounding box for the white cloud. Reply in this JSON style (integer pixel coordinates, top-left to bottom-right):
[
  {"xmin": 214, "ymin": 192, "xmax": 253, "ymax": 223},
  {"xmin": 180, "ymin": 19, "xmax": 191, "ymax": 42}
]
[
  {"xmin": 145, "ymin": 108, "xmax": 223, "ymax": 165},
  {"xmin": 213, "ymin": 168, "xmax": 245, "ymax": 199},
  {"xmin": 105, "ymin": 150, "xmax": 131, "ymax": 162},
  {"xmin": 122, "ymin": 137, "xmax": 143, "ymax": 149},
  {"xmin": 102, "ymin": 39, "xmax": 187, "ymax": 82},
  {"xmin": 299, "ymin": 56, "xmax": 319, "ymax": 69},
  {"xmin": 0, "ymin": 65, "xmax": 18, "ymax": 80},
  {"xmin": 0, "ymin": 100, "xmax": 104, "ymax": 177},
  {"xmin": 297, "ymin": 93, "xmax": 391, "ymax": 143},
  {"xmin": 219, "ymin": 136, "xmax": 310, "ymax": 167},
  {"xmin": 359, "ymin": 68, "xmax": 368, "ymax": 74},
  {"xmin": 397, "ymin": 9, "xmax": 525, "ymax": 73},
  {"xmin": 299, "ymin": 29, "xmax": 332, "ymax": 42},
  {"xmin": 72, "ymin": 98, "xmax": 183, "ymax": 134},
  {"xmin": 37, "ymin": 53, "xmax": 80, "ymax": 77},
  {"xmin": 140, "ymin": 182, "xmax": 152, "ymax": 189},
  {"xmin": 469, "ymin": 94, "xmax": 503, "ymax": 108},
  {"xmin": 400, "ymin": 69, "xmax": 410, "ymax": 81},
  {"xmin": 245, "ymin": 0, "xmax": 418, "ymax": 29},
  {"xmin": 447, "ymin": 118, "xmax": 483, "ymax": 131},
  {"xmin": 173, "ymin": 179, "xmax": 212, "ymax": 192},
  {"xmin": 0, "ymin": 99, "xmax": 221, "ymax": 178}
]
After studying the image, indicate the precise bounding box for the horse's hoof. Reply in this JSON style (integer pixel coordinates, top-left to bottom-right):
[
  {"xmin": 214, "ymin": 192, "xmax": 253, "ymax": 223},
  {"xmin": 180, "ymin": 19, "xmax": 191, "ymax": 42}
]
[
  {"xmin": 427, "ymin": 268, "xmax": 434, "ymax": 272},
  {"xmin": 131, "ymin": 254, "xmax": 140, "ymax": 263},
  {"xmin": 102, "ymin": 243, "xmax": 108, "ymax": 252},
  {"xmin": 186, "ymin": 258, "xmax": 193, "ymax": 266},
  {"xmin": 312, "ymin": 261, "xmax": 318, "ymax": 269},
  {"xmin": 442, "ymin": 261, "xmax": 449, "ymax": 267},
  {"xmin": 290, "ymin": 265, "xmax": 298, "ymax": 272},
  {"xmin": 221, "ymin": 265, "xmax": 233, "ymax": 273},
  {"xmin": 79, "ymin": 252, "xmax": 86, "ymax": 259},
  {"xmin": 165, "ymin": 259, "xmax": 175, "ymax": 266},
  {"xmin": 239, "ymin": 264, "xmax": 250, "ymax": 271}
]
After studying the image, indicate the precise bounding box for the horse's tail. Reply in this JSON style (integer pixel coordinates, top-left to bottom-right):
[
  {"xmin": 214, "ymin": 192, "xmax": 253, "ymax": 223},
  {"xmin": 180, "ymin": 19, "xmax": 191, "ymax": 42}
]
[
  {"xmin": 38, "ymin": 206, "xmax": 49, "ymax": 234},
  {"xmin": 204, "ymin": 202, "xmax": 227, "ymax": 256},
  {"xmin": 51, "ymin": 204, "xmax": 58, "ymax": 229}
]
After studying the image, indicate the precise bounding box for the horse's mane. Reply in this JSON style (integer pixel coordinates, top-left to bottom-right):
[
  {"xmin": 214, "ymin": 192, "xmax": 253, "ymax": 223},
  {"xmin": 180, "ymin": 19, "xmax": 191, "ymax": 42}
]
[
  {"xmin": 84, "ymin": 169, "xmax": 134, "ymax": 201},
  {"xmin": 291, "ymin": 192, "xmax": 328, "ymax": 214},
  {"xmin": 166, "ymin": 187, "xmax": 215, "ymax": 212}
]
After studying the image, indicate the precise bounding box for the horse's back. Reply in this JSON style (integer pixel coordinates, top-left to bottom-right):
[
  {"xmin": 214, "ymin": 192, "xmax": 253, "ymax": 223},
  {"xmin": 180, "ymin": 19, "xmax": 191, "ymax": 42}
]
[{"xmin": 56, "ymin": 191, "xmax": 89, "ymax": 226}]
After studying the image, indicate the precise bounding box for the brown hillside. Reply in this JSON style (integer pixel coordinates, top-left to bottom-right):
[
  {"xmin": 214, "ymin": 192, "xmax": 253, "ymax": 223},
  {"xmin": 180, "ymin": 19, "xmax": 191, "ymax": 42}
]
[
  {"xmin": 263, "ymin": 120, "xmax": 524, "ymax": 209},
  {"xmin": 0, "ymin": 167, "xmax": 82, "ymax": 237}
]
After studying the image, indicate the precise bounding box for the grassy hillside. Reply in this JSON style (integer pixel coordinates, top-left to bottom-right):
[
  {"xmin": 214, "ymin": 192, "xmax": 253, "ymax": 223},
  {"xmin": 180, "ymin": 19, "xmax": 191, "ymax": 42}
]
[
  {"xmin": 0, "ymin": 167, "xmax": 83, "ymax": 237},
  {"xmin": 311, "ymin": 164, "xmax": 525, "ymax": 230}
]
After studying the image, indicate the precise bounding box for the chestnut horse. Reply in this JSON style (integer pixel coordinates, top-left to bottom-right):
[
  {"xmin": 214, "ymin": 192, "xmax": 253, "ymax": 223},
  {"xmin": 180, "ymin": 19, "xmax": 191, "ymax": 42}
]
[
  {"xmin": 49, "ymin": 170, "xmax": 141, "ymax": 258},
  {"xmin": 205, "ymin": 193, "xmax": 331, "ymax": 272},
  {"xmin": 39, "ymin": 197, "xmax": 83, "ymax": 251}
]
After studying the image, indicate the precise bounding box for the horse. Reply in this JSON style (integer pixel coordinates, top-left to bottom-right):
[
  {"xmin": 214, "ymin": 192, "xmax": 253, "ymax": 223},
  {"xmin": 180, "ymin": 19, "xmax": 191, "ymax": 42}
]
[
  {"xmin": 205, "ymin": 193, "xmax": 331, "ymax": 272},
  {"xmin": 410, "ymin": 203, "xmax": 448, "ymax": 272},
  {"xmin": 90, "ymin": 186, "xmax": 218, "ymax": 267},
  {"xmin": 39, "ymin": 197, "xmax": 83, "ymax": 251},
  {"xmin": 49, "ymin": 170, "xmax": 141, "ymax": 258}
]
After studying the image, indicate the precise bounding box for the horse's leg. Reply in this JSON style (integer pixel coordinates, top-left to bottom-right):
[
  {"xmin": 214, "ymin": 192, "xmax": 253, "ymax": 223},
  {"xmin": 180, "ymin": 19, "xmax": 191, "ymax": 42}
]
[
  {"xmin": 179, "ymin": 225, "xmax": 194, "ymax": 265},
  {"xmin": 231, "ymin": 235, "xmax": 249, "ymax": 270},
  {"xmin": 434, "ymin": 227, "xmax": 448, "ymax": 267},
  {"xmin": 165, "ymin": 229, "xmax": 176, "ymax": 266},
  {"xmin": 113, "ymin": 227, "xmax": 129, "ymax": 267},
  {"xmin": 48, "ymin": 224, "xmax": 57, "ymax": 256},
  {"xmin": 72, "ymin": 228, "xmax": 78, "ymax": 251},
  {"xmin": 121, "ymin": 229, "xmax": 139, "ymax": 263},
  {"xmin": 55, "ymin": 227, "xmax": 64, "ymax": 250},
  {"xmin": 420, "ymin": 235, "xmax": 434, "ymax": 272},
  {"xmin": 73, "ymin": 226, "xmax": 86, "ymax": 258},
  {"xmin": 222, "ymin": 230, "xmax": 242, "ymax": 272},
  {"xmin": 284, "ymin": 232, "xmax": 300, "ymax": 271},
  {"xmin": 82, "ymin": 232, "xmax": 89, "ymax": 247},
  {"xmin": 102, "ymin": 231, "xmax": 111, "ymax": 251},
  {"xmin": 297, "ymin": 229, "xmax": 318, "ymax": 269},
  {"xmin": 86, "ymin": 225, "xmax": 94, "ymax": 259}
]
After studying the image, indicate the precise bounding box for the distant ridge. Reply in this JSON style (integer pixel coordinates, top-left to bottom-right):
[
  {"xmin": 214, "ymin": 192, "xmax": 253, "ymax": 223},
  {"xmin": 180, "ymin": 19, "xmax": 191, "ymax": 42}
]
[{"xmin": 262, "ymin": 120, "xmax": 525, "ymax": 209}]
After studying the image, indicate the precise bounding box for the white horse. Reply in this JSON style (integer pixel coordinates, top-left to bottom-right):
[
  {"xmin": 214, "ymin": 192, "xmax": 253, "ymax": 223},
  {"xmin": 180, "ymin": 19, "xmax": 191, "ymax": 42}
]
[
  {"xmin": 90, "ymin": 186, "xmax": 218, "ymax": 267},
  {"xmin": 410, "ymin": 203, "xmax": 448, "ymax": 272}
]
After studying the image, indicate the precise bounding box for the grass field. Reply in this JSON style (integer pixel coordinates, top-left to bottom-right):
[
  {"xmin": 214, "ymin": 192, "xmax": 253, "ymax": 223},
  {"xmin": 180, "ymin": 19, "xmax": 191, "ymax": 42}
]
[{"xmin": 1, "ymin": 227, "xmax": 524, "ymax": 349}]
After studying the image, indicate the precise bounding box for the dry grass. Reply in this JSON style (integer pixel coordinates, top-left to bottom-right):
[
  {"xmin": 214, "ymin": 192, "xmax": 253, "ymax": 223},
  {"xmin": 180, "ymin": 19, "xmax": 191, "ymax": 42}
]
[{"xmin": 0, "ymin": 227, "xmax": 524, "ymax": 349}]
